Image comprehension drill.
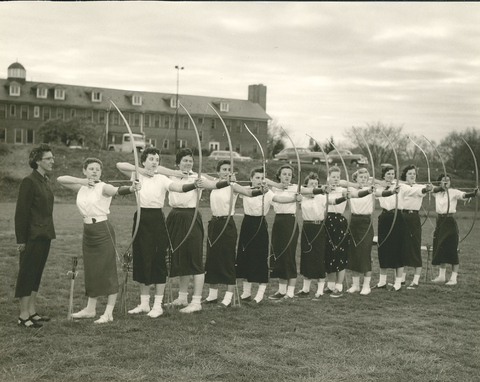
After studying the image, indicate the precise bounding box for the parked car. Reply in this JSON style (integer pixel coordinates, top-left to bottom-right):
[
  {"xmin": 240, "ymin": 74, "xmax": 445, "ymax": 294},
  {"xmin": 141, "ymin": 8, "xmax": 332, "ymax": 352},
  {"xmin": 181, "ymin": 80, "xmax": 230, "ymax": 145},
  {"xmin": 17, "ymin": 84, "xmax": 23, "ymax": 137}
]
[
  {"xmin": 208, "ymin": 150, "xmax": 253, "ymax": 162},
  {"xmin": 327, "ymin": 149, "xmax": 368, "ymax": 165},
  {"xmin": 273, "ymin": 148, "xmax": 331, "ymax": 165}
]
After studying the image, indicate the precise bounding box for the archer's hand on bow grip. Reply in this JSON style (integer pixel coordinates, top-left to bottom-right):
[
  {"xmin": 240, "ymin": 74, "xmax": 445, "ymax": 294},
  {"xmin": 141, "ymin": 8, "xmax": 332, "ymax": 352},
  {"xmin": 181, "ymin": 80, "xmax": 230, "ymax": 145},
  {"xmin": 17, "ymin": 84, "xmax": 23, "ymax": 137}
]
[{"xmin": 132, "ymin": 180, "xmax": 141, "ymax": 192}]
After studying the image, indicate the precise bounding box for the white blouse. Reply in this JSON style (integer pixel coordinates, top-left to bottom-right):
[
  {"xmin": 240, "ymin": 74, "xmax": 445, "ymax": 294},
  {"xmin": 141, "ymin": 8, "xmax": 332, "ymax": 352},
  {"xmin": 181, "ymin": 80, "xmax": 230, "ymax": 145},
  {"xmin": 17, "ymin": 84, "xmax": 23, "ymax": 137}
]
[
  {"xmin": 301, "ymin": 194, "xmax": 326, "ymax": 221},
  {"xmin": 241, "ymin": 189, "xmax": 275, "ymax": 216},
  {"xmin": 271, "ymin": 184, "xmax": 297, "ymax": 214},
  {"xmin": 376, "ymin": 183, "xmax": 397, "ymax": 210},
  {"xmin": 434, "ymin": 189, "xmax": 466, "ymax": 214},
  {"xmin": 168, "ymin": 173, "xmax": 203, "ymax": 208},
  {"xmin": 138, "ymin": 173, "xmax": 173, "ymax": 208},
  {"xmin": 210, "ymin": 185, "xmax": 239, "ymax": 216},
  {"xmin": 76, "ymin": 182, "xmax": 111, "ymax": 219},
  {"xmin": 398, "ymin": 183, "xmax": 426, "ymax": 210},
  {"xmin": 328, "ymin": 186, "xmax": 347, "ymax": 214},
  {"xmin": 350, "ymin": 186, "xmax": 374, "ymax": 215}
]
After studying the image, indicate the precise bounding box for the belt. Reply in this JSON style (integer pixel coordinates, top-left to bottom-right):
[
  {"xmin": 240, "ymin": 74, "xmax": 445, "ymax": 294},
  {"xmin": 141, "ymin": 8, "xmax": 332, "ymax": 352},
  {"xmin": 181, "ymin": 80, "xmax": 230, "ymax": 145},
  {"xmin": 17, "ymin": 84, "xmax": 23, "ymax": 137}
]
[
  {"xmin": 382, "ymin": 209, "xmax": 395, "ymax": 214},
  {"xmin": 303, "ymin": 220, "xmax": 323, "ymax": 225},
  {"xmin": 327, "ymin": 212, "xmax": 341, "ymax": 215},
  {"xmin": 276, "ymin": 213, "xmax": 295, "ymax": 217},
  {"xmin": 83, "ymin": 216, "xmax": 108, "ymax": 224},
  {"xmin": 352, "ymin": 214, "xmax": 370, "ymax": 216},
  {"xmin": 438, "ymin": 213, "xmax": 454, "ymax": 218},
  {"xmin": 211, "ymin": 215, "xmax": 229, "ymax": 220},
  {"xmin": 402, "ymin": 210, "xmax": 418, "ymax": 214}
]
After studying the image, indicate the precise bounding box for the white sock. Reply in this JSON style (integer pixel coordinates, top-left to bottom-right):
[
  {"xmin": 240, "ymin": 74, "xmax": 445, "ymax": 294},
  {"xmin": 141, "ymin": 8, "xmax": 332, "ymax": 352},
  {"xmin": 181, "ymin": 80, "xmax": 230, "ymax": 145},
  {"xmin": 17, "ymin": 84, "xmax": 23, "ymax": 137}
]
[
  {"xmin": 378, "ymin": 274, "xmax": 387, "ymax": 286},
  {"xmin": 254, "ymin": 285, "xmax": 266, "ymax": 302},
  {"xmin": 86, "ymin": 297, "xmax": 97, "ymax": 313},
  {"xmin": 140, "ymin": 294, "xmax": 150, "ymax": 307},
  {"xmin": 302, "ymin": 279, "xmax": 312, "ymax": 292},
  {"xmin": 191, "ymin": 295, "xmax": 201, "ymax": 305},
  {"xmin": 241, "ymin": 282, "xmax": 252, "ymax": 298},
  {"xmin": 327, "ymin": 282, "xmax": 336, "ymax": 291},
  {"xmin": 286, "ymin": 285, "xmax": 295, "ymax": 298},
  {"xmin": 222, "ymin": 291, "xmax": 233, "ymax": 305},
  {"xmin": 152, "ymin": 294, "xmax": 163, "ymax": 307},
  {"xmin": 104, "ymin": 304, "xmax": 114, "ymax": 316},
  {"xmin": 363, "ymin": 276, "xmax": 371, "ymax": 289},
  {"xmin": 316, "ymin": 280, "xmax": 325, "ymax": 295},
  {"xmin": 335, "ymin": 283, "xmax": 343, "ymax": 292},
  {"xmin": 177, "ymin": 292, "xmax": 188, "ymax": 302},
  {"xmin": 278, "ymin": 284, "xmax": 287, "ymax": 295},
  {"xmin": 413, "ymin": 274, "xmax": 420, "ymax": 285},
  {"xmin": 401, "ymin": 273, "xmax": 406, "ymax": 283},
  {"xmin": 438, "ymin": 268, "xmax": 446, "ymax": 279},
  {"xmin": 450, "ymin": 271, "xmax": 458, "ymax": 282},
  {"xmin": 394, "ymin": 277, "xmax": 402, "ymax": 289},
  {"xmin": 207, "ymin": 288, "xmax": 218, "ymax": 301},
  {"xmin": 351, "ymin": 277, "xmax": 360, "ymax": 288}
]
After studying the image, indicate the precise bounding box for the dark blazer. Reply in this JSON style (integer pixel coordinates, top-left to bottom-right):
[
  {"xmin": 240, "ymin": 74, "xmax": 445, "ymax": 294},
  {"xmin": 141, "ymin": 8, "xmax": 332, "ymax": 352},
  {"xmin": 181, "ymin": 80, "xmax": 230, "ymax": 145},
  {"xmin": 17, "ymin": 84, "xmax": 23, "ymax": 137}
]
[{"xmin": 15, "ymin": 170, "xmax": 55, "ymax": 243}]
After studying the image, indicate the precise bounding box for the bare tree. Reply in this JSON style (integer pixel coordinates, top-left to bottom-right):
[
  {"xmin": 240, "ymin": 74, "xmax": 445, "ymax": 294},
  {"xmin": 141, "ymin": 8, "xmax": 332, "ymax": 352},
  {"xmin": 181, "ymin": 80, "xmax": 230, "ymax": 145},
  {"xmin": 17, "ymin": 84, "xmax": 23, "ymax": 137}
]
[
  {"xmin": 439, "ymin": 127, "xmax": 479, "ymax": 173},
  {"xmin": 267, "ymin": 118, "xmax": 286, "ymax": 158}
]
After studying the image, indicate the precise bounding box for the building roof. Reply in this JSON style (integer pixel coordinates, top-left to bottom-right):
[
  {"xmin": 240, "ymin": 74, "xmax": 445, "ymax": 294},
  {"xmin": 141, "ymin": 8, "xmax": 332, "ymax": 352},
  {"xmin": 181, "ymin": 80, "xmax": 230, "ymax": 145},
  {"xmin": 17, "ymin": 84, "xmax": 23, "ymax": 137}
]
[
  {"xmin": 8, "ymin": 62, "xmax": 25, "ymax": 70},
  {"xmin": 0, "ymin": 77, "xmax": 270, "ymax": 121}
]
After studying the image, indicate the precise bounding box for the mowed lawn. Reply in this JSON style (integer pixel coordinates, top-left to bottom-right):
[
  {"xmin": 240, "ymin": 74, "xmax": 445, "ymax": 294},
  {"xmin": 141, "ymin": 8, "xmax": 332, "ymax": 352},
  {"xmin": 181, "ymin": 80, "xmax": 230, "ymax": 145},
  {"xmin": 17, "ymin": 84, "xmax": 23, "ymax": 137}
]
[{"xmin": 1, "ymin": 202, "xmax": 479, "ymax": 382}]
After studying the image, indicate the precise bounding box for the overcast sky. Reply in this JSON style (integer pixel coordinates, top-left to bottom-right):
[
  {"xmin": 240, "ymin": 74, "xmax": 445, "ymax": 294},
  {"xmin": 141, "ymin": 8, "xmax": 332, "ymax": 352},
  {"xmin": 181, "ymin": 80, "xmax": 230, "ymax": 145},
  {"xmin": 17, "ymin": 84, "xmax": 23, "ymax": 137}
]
[{"xmin": 1, "ymin": 2, "xmax": 479, "ymax": 147}]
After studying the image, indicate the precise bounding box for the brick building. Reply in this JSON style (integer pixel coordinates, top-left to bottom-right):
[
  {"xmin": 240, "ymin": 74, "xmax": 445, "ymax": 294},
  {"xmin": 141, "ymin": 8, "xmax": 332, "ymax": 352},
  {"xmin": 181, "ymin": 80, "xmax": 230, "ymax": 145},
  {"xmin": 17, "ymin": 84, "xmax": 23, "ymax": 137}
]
[{"xmin": 0, "ymin": 62, "xmax": 270, "ymax": 156}]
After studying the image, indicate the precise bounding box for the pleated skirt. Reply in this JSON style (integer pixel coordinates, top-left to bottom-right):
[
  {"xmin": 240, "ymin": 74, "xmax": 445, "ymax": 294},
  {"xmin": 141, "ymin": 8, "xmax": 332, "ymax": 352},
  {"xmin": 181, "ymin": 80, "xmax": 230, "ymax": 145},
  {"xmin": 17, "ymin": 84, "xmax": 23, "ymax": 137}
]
[
  {"xmin": 347, "ymin": 215, "xmax": 373, "ymax": 273},
  {"xmin": 432, "ymin": 216, "xmax": 459, "ymax": 265},
  {"xmin": 270, "ymin": 214, "xmax": 299, "ymax": 280},
  {"xmin": 402, "ymin": 212, "xmax": 422, "ymax": 267},
  {"xmin": 300, "ymin": 223, "xmax": 326, "ymax": 279},
  {"xmin": 377, "ymin": 210, "xmax": 405, "ymax": 269}
]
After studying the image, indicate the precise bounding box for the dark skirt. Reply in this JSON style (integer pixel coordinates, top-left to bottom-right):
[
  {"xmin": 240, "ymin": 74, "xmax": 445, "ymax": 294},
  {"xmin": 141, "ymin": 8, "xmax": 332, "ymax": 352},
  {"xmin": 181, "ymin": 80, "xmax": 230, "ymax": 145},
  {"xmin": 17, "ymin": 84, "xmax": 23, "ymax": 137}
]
[
  {"xmin": 166, "ymin": 208, "xmax": 204, "ymax": 277},
  {"xmin": 15, "ymin": 239, "xmax": 51, "ymax": 298},
  {"xmin": 324, "ymin": 213, "xmax": 349, "ymax": 273},
  {"xmin": 205, "ymin": 217, "xmax": 237, "ymax": 285},
  {"xmin": 236, "ymin": 215, "xmax": 269, "ymax": 283},
  {"xmin": 83, "ymin": 221, "xmax": 119, "ymax": 297},
  {"xmin": 300, "ymin": 223, "xmax": 326, "ymax": 279},
  {"xmin": 270, "ymin": 214, "xmax": 299, "ymax": 280},
  {"xmin": 347, "ymin": 215, "xmax": 373, "ymax": 273},
  {"xmin": 432, "ymin": 216, "xmax": 459, "ymax": 265},
  {"xmin": 132, "ymin": 208, "xmax": 169, "ymax": 285},
  {"xmin": 402, "ymin": 212, "xmax": 422, "ymax": 267},
  {"xmin": 377, "ymin": 210, "xmax": 405, "ymax": 269}
]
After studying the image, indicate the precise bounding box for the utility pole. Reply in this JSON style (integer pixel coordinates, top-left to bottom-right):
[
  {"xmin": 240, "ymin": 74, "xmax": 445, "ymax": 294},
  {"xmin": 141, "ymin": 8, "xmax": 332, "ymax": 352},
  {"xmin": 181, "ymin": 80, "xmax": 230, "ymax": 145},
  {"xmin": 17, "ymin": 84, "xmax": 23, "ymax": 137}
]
[{"xmin": 174, "ymin": 65, "xmax": 184, "ymax": 152}]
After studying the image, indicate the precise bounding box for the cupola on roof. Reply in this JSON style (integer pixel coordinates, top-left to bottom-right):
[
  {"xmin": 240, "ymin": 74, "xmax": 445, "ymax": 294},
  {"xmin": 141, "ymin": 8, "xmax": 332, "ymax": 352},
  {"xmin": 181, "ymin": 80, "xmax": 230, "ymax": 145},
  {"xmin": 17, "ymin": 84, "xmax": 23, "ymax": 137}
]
[
  {"xmin": 8, "ymin": 62, "xmax": 26, "ymax": 82},
  {"xmin": 8, "ymin": 62, "xmax": 26, "ymax": 70}
]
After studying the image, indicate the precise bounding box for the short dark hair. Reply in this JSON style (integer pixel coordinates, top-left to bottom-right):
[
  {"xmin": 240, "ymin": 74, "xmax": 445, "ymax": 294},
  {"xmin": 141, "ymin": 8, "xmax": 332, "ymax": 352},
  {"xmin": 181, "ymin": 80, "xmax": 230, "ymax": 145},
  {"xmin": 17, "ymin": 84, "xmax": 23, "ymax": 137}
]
[
  {"xmin": 175, "ymin": 148, "xmax": 193, "ymax": 165},
  {"xmin": 275, "ymin": 164, "xmax": 294, "ymax": 181},
  {"xmin": 401, "ymin": 164, "xmax": 416, "ymax": 181},
  {"xmin": 28, "ymin": 144, "xmax": 52, "ymax": 169},
  {"xmin": 381, "ymin": 165, "xmax": 395, "ymax": 180},
  {"xmin": 141, "ymin": 147, "xmax": 160, "ymax": 165},
  {"xmin": 249, "ymin": 167, "xmax": 264, "ymax": 179},
  {"xmin": 83, "ymin": 158, "xmax": 103, "ymax": 170},
  {"xmin": 436, "ymin": 173, "xmax": 450, "ymax": 184},
  {"xmin": 303, "ymin": 172, "xmax": 319, "ymax": 186},
  {"xmin": 216, "ymin": 159, "xmax": 230, "ymax": 172}
]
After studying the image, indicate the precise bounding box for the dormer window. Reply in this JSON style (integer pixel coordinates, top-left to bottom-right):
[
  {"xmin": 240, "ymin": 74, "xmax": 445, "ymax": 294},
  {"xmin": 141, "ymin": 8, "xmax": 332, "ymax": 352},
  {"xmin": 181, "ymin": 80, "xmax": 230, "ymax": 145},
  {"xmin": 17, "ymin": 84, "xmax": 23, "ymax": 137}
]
[
  {"xmin": 132, "ymin": 95, "xmax": 142, "ymax": 106},
  {"xmin": 54, "ymin": 89, "xmax": 65, "ymax": 100},
  {"xmin": 9, "ymin": 84, "xmax": 21, "ymax": 96},
  {"xmin": 92, "ymin": 92, "xmax": 102, "ymax": 102},
  {"xmin": 37, "ymin": 87, "xmax": 48, "ymax": 99},
  {"xmin": 220, "ymin": 102, "xmax": 229, "ymax": 112},
  {"xmin": 170, "ymin": 98, "xmax": 177, "ymax": 108}
]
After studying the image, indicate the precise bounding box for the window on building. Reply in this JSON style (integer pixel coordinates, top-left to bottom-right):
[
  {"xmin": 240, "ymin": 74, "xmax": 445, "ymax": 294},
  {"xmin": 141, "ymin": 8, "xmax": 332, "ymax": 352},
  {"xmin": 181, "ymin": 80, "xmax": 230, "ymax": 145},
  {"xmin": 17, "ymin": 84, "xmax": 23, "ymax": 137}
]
[
  {"xmin": 0, "ymin": 105, "xmax": 6, "ymax": 119},
  {"xmin": 209, "ymin": 142, "xmax": 220, "ymax": 151},
  {"xmin": 54, "ymin": 89, "xmax": 65, "ymax": 100},
  {"xmin": 163, "ymin": 115, "xmax": 171, "ymax": 128},
  {"xmin": 183, "ymin": 117, "xmax": 190, "ymax": 130},
  {"xmin": 0, "ymin": 128, "xmax": 6, "ymax": 143},
  {"xmin": 133, "ymin": 113, "xmax": 140, "ymax": 127},
  {"xmin": 37, "ymin": 88, "xmax": 48, "ymax": 99},
  {"xmin": 111, "ymin": 112, "xmax": 119, "ymax": 125},
  {"xmin": 98, "ymin": 111, "xmax": 105, "ymax": 124},
  {"xmin": 57, "ymin": 108, "xmax": 65, "ymax": 120},
  {"xmin": 132, "ymin": 95, "xmax": 142, "ymax": 106},
  {"xmin": 236, "ymin": 123, "xmax": 242, "ymax": 133},
  {"xmin": 178, "ymin": 139, "xmax": 187, "ymax": 149},
  {"xmin": 92, "ymin": 92, "xmax": 102, "ymax": 102},
  {"xmin": 254, "ymin": 122, "xmax": 260, "ymax": 134},
  {"xmin": 10, "ymin": 105, "xmax": 16, "ymax": 117},
  {"xmin": 144, "ymin": 114, "xmax": 151, "ymax": 128},
  {"xmin": 199, "ymin": 131, "xmax": 203, "ymax": 142},
  {"xmin": 148, "ymin": 138, "xmax": 156, "ymax": 147},
  {"xmin": 34, "ymin": 106, "xmax": 40, "ymax": 118},
  {"xmin": 197, "ymin": 117, "xmax": 204, "ymax": 126},
  {"xmin": 9, "ymin": 84, "xmax": 20, "ymax": 96},
  {"xmin": 220, "ymin": 102, "xmax": 229, "ymax": 112},
  {"xmin": 225, "ymin": 120, "xmax": 231, "ymax": 131},
  {"xmin": 43, "ymin": 107, "xmax": 50, "ymax": 121},
  {"xmin": 154, "ymin": 115, "xmax": 161, "ymax": 128},
  {"xmin": 15, "ymin": 129, "xmax": 23, "ymax": 144},
  {"xmin": 27, "ymin": 129, "xmax": 34, "ymax": 144},
  {"xmin": 70, "ymin": 109, "xmax": 76, "ymax": 118},
  {"xmin": 170, "ymin": 98, "xmax": 177, "ymax": 108},
  {"xmin": 211, "ymin": 119, "xmax": 216, "ymax": 129},
  {"xmin": 85, "ymin": 109, "xmax": 93, "ymax": 122},
  {"xmin": 21, "ymin": 106, "xmax": 29, "ymax": 119},
  {"xmin": 163, "ymin": 139, "xmax": 169, "ymax": 150}
]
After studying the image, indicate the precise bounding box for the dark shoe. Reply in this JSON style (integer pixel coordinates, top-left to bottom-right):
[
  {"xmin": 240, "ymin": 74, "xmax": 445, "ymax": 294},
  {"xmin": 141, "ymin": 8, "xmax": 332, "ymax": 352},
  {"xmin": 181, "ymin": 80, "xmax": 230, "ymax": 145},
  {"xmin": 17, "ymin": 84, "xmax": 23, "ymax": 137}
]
[
  {"xmin": 18, "ymin": 317, "xmax": 42, "ymax": 328},
  {"xmin": 218, "ymin": 302, "xmax": 231, "ymax": 308},
  {"xmin": 268, "ymin": 292, "xmax": 286, "ymax": 300},
  {"xmin": 372, "ymin": 284, "xmax": 387, "ymax": 290},
  {"xmin": 294, "ymin": 291, "xmax": 310, "ymax": 297},
  {"xmin": 201, "ymin": 298, "xmax": 218, "ymax": 304},
  {"xmin": 330, "ymin": 290, "xmax": 344, "ymax": 298},
  {"xmin": 323, "ymin": 289, "xmax": 334, "ymax": 295},
  {"xmin": 241, "ymin": 296, "xmax": 252, "ymax": 302},
  {"xmin": 29, "ymin": 313, "xmax": 51, "ymax": 322},
  {"xmin": 401, "ymin": 281, "xmax": 406, "ymax": 286},
  {"xmin": 407, "ymin": 283, "xmax": 419, "ymax": 290}
]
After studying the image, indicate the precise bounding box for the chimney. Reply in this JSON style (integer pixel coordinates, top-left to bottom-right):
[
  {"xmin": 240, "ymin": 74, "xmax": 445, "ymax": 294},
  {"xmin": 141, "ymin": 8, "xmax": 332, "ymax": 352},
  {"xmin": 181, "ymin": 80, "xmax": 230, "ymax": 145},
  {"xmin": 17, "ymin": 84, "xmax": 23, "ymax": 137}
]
[{"xmin": 248, "ymin": 84, "xmax": 267, "ymax": 111}]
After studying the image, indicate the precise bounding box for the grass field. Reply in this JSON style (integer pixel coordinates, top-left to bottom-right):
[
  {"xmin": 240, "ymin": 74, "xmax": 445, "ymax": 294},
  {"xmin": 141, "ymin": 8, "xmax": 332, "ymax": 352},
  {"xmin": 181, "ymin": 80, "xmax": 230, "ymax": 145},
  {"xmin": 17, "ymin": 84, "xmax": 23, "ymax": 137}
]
[{"xmin": 1, "ymin": 201, "xmax": 479, "ymax": 382}]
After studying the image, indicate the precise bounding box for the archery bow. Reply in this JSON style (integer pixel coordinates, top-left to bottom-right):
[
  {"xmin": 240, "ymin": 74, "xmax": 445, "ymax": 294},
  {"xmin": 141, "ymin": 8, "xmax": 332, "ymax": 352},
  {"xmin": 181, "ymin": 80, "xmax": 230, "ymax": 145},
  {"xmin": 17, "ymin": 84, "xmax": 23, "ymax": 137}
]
[
  {"xmin": 408, "ymin": 136, "xmax": 432, "ymax": 227},
  {"xmin": 327, "ymin": 139, "xmax": 351, "ymax": 250},
  {"xmin": 170, "ymin": 102, "xmax": 203, "ymax": 254},
  {"xmin": 352, "ymin": 127, "xmax": 376, "ymax": 247},
  {"xmin": 207, "ymin": 104, "xmax": 235, "ymax": 248},
  {"xmin": 272, "ymin": 127, "xmax": 301, "ymax": 261},
  {"xmin": 378, "ymin": 130, "xmax": 400, "ymax": 248},
  {"xmin": 459, "ymin": 138, "xmax": 479, "ymax": 244}
]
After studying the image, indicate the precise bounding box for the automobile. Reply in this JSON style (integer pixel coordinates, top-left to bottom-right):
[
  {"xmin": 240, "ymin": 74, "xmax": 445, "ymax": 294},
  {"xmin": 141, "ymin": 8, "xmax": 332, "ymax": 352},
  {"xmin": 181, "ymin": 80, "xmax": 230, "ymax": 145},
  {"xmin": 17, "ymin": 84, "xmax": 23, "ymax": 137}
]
[
  {"xmin": 327, "ymin": 149, "xmax": 368, "ymax": 165},
  {"xmin": 208, "ymin": 150, "xmax": 253, "ymax": 162},
  {"xmin": 273, "ymin": 147, "xmax": 331, "ymax": 165}
]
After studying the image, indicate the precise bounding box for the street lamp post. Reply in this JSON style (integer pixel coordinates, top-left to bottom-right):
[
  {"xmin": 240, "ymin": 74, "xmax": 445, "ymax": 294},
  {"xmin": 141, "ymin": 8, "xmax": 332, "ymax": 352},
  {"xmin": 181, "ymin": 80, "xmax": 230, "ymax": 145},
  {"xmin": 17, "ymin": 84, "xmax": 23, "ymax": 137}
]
[{"xmin": 174, "ymin": 65, "xmax": 184, "ymax": 152}]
